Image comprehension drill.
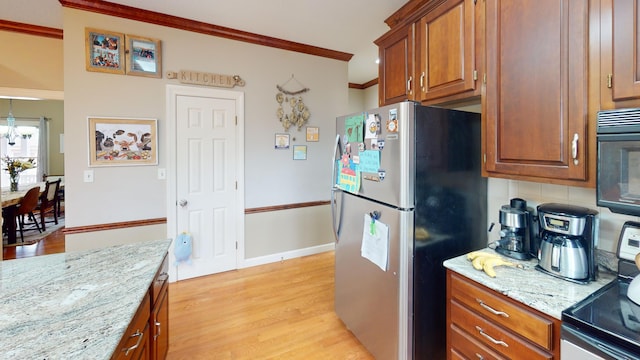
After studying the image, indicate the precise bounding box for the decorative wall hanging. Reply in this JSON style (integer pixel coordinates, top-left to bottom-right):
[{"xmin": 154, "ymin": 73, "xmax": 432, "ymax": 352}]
[
  {"xmin": 85, "ymin": 28, "xmax": 125, "ymax": 75},
  {"xmin": 88, "ymin": 117, "xmax": 158, "ymax": 167},
  {"xmin": 166, "ymin": 70, "xmax": 245, "ymax": 88},
  {"xmin": 276, "ymin": 75, "xmax": 311, "ymax": 131},
  {"xmin": 125, "ymin": 34, "xmax": 162, "ymax": 78}
]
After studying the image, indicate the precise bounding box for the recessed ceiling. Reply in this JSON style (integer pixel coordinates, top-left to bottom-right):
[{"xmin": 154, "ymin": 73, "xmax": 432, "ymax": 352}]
[{"xmin": 0, "ymin": 0, "xmax": 407, "ymax": 84}]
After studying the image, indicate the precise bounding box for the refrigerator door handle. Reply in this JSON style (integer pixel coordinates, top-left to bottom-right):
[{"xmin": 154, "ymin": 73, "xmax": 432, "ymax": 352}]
[{"xmin": 331, "ymin": 134, "xmax": 343, "ymax": 242}]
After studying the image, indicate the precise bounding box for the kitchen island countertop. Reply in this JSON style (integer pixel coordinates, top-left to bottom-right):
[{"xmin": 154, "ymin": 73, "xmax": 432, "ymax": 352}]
[
  {"xmin": 0, "ymin": 238, "xmax": 171, "ymax": 359},
  {"xmin": 444, "ymin": 248, "xmax": 616, "ymax": 320}
]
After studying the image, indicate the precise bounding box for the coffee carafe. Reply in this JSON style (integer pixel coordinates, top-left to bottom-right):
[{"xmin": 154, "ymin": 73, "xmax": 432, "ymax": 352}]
[{"xmin": 495, "ymin": 198, "xmax": 536, "ymax": 260}]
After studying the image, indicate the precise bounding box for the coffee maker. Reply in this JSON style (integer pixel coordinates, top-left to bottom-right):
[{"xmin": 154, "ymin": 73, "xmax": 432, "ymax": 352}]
[
  {"xmin": 536, "ymin": 203, "xmax": 598, "ymax": 284},
  {"xmin": 495, "ymin": 198, "xmax": 536, "ymax": 260}
]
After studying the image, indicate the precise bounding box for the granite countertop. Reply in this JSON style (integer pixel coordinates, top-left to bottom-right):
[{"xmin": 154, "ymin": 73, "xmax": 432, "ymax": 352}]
[
  {"xmin": 0, "ymin": 238, "xmax": 171, "ymax": 359},
  {"xmin": 443, "ymin": 248, "xmax": 616, "ymax": 320}
]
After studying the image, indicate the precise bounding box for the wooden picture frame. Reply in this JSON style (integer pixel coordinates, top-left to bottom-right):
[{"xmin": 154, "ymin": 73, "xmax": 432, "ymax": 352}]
[
  {"xmin": 89, "ymin": 117, "xmax": 158, "ymax": 167},
  {"xmin": 85, "ymin": 28, "xmax": 125, "ymax": 74},
  {"xmin": 125, "ymin": 34, "xmax": 162, "ymax": 78}
]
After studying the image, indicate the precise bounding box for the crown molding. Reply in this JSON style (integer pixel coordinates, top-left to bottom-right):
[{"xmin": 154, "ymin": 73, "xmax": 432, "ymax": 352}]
[
  {"xmin": 349, "ymin": 78, "xmax": 379, "ymax": 90},
  {"xmin": 59, "ymin": 0, "xmax": 353, "ymax": 62},
  {"xmin": 0, "ymin": 20, "xmax": 63, "ymax": 39}
]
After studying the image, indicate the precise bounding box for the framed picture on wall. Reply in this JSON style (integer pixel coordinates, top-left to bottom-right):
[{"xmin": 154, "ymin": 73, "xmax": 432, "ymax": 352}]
[
  {"xmin": 275, "ymin": 133, "xmax": 290, "ymax": 149},
  {"xmin": 306, "ymin": 126, "xmax": 319, "ymax": 142},
  {"xmin": 85, "ymin": 28, "xmax": 125, "ymax": 75},
  {"xmin": 125, "ymin": 34, "xmax": 162, "ymax": 78},
  {"xmin": 293, "ymin": 145, "xmax": 307, "ymax": 160},
  {"xmin": 88, "ymin": 117, "xmax": 158, "ymax": 166}
]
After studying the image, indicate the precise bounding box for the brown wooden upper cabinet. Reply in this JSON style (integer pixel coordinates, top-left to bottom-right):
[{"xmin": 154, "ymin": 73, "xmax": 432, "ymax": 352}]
[
  {"xmin": 375, "ymin": 0, "xmax": 482, "ymax": 106},
  {"xmin": 484, "ymin": 0, "xmax": 589, "ymax": 181},
  {"xmin": 415, "ymin": 0, "xmax": 481, "ymax": 102},
  {"xmin": 601, "ymin": 0, "xmax": 640, "ymax": 109},
  {"xmin": 376, "ymin": 23, "xmax": 414, "ymax": 106}
]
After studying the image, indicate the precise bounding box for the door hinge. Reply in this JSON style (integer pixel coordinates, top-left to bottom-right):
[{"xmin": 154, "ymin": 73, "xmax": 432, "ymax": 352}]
[
  {"xmin": 473, "ymin": 70, "xmax": 478, "ymax": 81},
  {"xmin": 235, "ymin": 116, "xmax": 238, "ymax": 125},
  {"xmin": 607, "ymin": 74, "xmax": 613, "ymax": 88},
  {"xmin": 235, "ymin": 241, "xmax": 238, "ymax": 249},
  {"xmin": 235, "ymin": 181, "xmax": 238, "ymax": 190}
]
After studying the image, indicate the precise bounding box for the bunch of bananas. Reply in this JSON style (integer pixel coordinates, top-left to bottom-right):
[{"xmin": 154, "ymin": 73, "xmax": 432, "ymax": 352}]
[{"xmin": 466, "ymin": 251, "xmax": 520, "ymax": 278}]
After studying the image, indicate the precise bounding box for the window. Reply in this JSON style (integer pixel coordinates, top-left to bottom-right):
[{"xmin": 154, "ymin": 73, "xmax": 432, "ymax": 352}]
[{"xmin": 0, "ymin": 124, "xmax": 40, "ymax": 186}]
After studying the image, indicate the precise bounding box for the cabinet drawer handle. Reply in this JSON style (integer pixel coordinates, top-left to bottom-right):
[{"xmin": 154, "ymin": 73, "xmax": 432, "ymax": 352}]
[
  {"xmin": 122, "ymin": 329, "xmax": 144, "ymax": 356},
  {"xmin": 475, "ymin": 326, "xmax": 509, "ymax": 347},
  {"xmin": 476, "ymin": 299, "xmax": 509, "ymax": 317},
  {"xmin": 157, "ymin": 272, "xmax": 169, "ymax": 283}
]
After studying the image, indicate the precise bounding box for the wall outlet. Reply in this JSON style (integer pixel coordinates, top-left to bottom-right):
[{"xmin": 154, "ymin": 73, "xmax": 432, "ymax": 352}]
[
  {"xmin": 84, "ymin": 170, "xmax": 94, "ymax": 182},
  {"xmin": 158, "ymin": 168, "xmax": 166, "ymax": 180}
]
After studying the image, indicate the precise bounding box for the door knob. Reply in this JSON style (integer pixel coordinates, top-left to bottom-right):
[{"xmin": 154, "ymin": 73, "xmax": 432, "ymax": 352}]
[{"xmin": 179, "ymin": 199, "xmax": 188, "ymax": 207}]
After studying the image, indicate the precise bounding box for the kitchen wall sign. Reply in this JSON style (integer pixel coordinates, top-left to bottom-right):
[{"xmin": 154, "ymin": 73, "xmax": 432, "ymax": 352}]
[{"xmin": 166, "ymin": 70, "xmax": 245, "ymax": 88}]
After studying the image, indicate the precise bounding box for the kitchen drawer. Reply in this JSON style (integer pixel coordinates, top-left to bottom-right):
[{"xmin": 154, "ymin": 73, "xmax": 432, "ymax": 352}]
[
  {"xmin": 450, "ymin": 323, "xmax": 506, "ymax": 360},
  {"xmin": 450, "ymin": 300, "xmax": 552, "ymax": 360},
  {"xmin": 449, "ymin": 273, "xmax": 553, "ymax": 351},
  {"xmin": 151, "ymin": 254, "xmax": 168, "ymax": 305},
  {"xmin": 113, "ymin": 293, "xmax": 151, "ymax": 360}
]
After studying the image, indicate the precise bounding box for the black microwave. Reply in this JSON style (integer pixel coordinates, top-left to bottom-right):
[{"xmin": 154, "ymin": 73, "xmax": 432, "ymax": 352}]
[{"xmin": 597, "ymin": 108, "xmax": 640, "ymax": 216}]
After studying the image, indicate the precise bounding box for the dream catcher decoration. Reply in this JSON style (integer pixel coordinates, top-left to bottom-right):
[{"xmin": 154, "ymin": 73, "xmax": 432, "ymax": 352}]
[{"xmin": 276, "ymin": 74, "xmax": 311, "ymax": 131}]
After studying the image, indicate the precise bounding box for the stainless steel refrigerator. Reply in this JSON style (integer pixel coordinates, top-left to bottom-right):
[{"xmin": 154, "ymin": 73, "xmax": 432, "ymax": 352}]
[{"xmin": 331, "ymin": 101, "xmax": 487, "ymax": 360}]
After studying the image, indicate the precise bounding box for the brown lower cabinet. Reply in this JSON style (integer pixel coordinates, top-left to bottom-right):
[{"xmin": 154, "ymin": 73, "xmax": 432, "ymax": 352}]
[
  {"xmin": 446, "ymin": 270, "xmax": 560, "ymax": 360},
  {"xmin": 113, "ymin": 253, "xmax": 169, "ymax": 360}
]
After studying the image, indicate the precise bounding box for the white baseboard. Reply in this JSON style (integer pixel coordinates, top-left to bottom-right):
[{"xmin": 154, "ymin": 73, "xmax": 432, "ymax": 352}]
[{"xmin": 241, "ymin": 242, "xmax": 335, "ymax": 268}]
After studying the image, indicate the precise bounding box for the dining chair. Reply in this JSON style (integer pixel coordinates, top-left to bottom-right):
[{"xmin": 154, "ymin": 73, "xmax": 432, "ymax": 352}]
[
  {"xmin": 15, "ymin": 187, "xmax": 42, "ymax": 242},
  {"xmin": 36, "ymin": 179, "xmax": 61, "ymax": 231}
]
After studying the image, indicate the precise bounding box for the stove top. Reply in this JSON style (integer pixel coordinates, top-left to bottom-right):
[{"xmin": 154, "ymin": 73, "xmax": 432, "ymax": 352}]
[{"xmin": 562, "ymin": 277, "xmax": 640, "ymax": 356}]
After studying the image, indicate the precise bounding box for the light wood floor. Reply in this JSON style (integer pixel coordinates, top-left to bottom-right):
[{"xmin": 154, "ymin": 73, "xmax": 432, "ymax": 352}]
[
  {"xmin": 167, "ymin": 251, "xmax": 374, "ymax": 360},
  {"xmin": 2, "ymin": 220, "xmax": 66, "ymax": 260}
]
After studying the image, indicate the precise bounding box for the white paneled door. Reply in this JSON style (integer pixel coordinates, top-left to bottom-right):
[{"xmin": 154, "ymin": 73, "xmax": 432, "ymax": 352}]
[{"xmin": 174, "ymin": 94, "xmax": 239, "ymax": 280}]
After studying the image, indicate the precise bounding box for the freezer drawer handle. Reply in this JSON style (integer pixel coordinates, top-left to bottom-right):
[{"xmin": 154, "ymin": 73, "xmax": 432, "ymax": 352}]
[
  {"xmin": 475, "ymin": 326, "xmax": 509, "ymax": 347},
  {"xmin": 476, "ymin": 299, "xmax": 509, "ymax": 318}
]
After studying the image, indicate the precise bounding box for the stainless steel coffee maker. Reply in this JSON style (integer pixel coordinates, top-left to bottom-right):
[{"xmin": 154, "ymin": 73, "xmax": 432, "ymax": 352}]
[
  {"xmin": 536, "ymin": 203, "xmax": 598, "ymax": 283},
  {"xmin": 495, "ymin": 198, "xmax": 536, "ymax": 260}
]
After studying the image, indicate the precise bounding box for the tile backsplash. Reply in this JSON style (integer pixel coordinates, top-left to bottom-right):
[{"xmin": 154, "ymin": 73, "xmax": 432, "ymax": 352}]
[{"xmin": 487, "ymin": 178, "xmax": 640, "ymax": 253}]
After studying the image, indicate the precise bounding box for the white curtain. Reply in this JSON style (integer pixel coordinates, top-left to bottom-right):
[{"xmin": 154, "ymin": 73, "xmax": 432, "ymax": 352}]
[{"xmin": 37, "ymin": 116, "xmax": 48, "ymax": 181}]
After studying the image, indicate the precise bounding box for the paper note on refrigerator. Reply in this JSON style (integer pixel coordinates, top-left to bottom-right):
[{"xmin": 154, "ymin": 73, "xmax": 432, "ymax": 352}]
[{"xmin": 361, "ymin": 213, "xmax": 389, "ymax": 271}]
